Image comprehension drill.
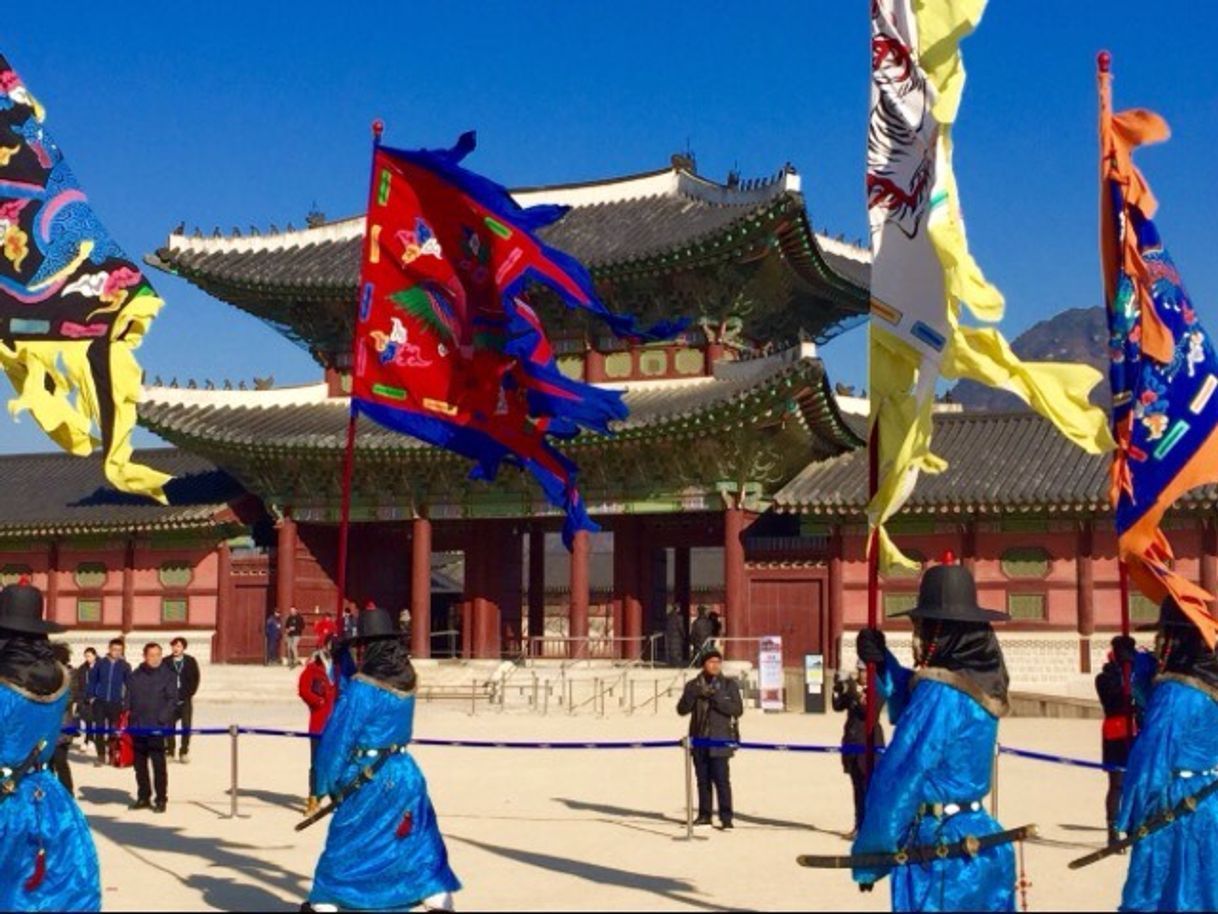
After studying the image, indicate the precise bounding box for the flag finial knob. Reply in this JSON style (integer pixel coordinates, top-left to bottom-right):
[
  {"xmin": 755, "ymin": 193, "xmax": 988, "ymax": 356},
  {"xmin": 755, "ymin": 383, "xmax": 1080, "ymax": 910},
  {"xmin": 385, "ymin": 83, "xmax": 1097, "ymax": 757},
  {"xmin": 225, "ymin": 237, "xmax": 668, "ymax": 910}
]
[
  {"xmin": 1097, "ymin": 51, "xmax": 1112, "ymax": 73},
  {"xmin": 371, "ymin": 119, "xmax": 385, "ymax": 140},
  {"xmin": 939, "ymin": 550, "xmax": 957, "ymax": 565}
]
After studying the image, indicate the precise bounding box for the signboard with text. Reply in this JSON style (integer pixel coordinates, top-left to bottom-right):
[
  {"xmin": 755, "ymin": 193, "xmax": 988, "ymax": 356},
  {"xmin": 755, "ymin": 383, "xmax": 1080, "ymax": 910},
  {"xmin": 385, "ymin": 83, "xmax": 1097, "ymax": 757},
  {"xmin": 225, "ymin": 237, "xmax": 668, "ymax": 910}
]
[{"xmin": 758, "ymin": 636, "xmax": 785, "ymax": 712}]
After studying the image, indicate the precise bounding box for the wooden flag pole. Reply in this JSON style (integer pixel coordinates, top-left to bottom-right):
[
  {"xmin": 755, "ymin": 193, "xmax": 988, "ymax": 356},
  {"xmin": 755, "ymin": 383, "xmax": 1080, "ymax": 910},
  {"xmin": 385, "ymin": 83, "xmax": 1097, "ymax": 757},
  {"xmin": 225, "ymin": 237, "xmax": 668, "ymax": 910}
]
[
  {"xmin": 1098, "ymin": 50, "xmax": 1134, "ymax": 744},
  {"xmin": 334, "ymin": 118, "xmax": 386, "ymax": 633}
]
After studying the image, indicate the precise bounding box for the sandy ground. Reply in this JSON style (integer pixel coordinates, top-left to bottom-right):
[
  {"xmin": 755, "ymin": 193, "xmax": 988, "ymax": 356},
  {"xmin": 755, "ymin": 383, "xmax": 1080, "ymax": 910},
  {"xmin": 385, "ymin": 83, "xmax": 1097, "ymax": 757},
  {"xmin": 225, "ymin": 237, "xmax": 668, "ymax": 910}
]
[{"xmin": 65, "ymin": 697, "xmax": 1126, "ymax": 912}]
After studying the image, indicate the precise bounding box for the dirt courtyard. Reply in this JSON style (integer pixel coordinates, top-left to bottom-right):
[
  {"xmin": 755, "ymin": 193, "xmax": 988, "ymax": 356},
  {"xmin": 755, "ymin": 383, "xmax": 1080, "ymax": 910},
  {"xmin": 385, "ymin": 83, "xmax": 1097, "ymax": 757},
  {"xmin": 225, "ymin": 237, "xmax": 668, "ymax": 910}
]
[{"xmin": 72, "ymin": 698, "xmax": 1124, "ymax": 911}]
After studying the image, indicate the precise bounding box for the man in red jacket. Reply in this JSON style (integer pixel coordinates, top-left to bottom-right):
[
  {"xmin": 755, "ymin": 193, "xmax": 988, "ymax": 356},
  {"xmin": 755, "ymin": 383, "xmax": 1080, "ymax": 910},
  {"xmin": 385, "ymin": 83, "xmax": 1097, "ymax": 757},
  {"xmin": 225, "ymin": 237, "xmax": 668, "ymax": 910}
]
[{"xmin": 298, "ymin": 638, "xmax": 338, "ymax": 816}]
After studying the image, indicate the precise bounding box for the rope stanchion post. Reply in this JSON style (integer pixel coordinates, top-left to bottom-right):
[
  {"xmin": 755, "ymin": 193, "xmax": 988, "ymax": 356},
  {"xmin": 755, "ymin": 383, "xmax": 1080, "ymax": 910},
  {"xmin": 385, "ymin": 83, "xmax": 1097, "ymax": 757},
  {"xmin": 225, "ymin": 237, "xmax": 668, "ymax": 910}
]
[
  {"xmin": 682, "ymin": 736, "xmax": 694, "ymax": 841},
  {"xmin": 228, "ymin": 724, "xmax": 239, "ymax": 819}
]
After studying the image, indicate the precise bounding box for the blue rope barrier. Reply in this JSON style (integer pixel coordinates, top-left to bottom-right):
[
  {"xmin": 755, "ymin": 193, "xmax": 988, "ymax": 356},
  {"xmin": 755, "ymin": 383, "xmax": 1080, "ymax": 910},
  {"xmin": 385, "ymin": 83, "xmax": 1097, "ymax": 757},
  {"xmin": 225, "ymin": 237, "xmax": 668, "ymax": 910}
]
[
  {"xmin": 998, "ymin": 744, "xmax": 1121, "ymax": 773},
  {"xmin": 62, "ymin": 725, "xmax": 1122, "ymax": 770}
]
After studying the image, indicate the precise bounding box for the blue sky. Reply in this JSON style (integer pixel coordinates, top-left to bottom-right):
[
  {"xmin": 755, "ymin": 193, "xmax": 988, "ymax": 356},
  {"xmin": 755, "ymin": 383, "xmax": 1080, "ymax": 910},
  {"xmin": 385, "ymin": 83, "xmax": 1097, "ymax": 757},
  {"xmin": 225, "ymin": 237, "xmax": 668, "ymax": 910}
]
[{"xmin": 3, "ymin": 0, "xmax": 1217, "ymax": 454}]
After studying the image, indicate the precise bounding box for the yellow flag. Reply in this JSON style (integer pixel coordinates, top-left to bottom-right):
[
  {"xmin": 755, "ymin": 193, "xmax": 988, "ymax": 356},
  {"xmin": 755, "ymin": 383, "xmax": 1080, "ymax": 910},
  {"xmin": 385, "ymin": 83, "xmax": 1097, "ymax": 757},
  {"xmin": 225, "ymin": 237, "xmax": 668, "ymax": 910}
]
[{"xmin": 867, "ymin": 0, "xmax": 1112, "ymax": 569}]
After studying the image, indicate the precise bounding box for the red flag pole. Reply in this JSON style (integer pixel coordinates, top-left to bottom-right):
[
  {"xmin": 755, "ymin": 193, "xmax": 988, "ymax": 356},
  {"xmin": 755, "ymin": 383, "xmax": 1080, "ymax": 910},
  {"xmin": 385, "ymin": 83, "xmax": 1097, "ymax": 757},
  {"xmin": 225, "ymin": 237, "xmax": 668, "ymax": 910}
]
[
  {"xmin": 864, "ymin": 418, "xmax": 880, "ymax": 782},
  {"xmin": 1098, "ymin": 50, "xmax": 1134, "ymax": 744},
  {"xmin": 334, "ymin": 118, "xmax": 386, "ymax": 634}
]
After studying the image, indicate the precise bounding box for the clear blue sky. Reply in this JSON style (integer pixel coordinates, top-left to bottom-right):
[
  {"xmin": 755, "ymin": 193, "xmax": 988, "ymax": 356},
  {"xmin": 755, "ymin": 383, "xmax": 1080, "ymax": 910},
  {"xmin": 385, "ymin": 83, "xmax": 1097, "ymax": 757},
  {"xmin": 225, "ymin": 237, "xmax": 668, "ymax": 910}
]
[{"xmin": 3, "ymin": 0, "xmax": 1217, "ymax": 454}]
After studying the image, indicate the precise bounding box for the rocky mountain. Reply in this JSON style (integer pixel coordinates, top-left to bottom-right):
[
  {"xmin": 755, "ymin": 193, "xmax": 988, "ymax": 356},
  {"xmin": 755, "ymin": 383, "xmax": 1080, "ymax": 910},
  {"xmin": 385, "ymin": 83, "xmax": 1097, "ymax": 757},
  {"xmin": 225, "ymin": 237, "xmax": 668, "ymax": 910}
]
[{"xmin": 950, "ymin": 306, "xmax": 1110, "ymax": 411}]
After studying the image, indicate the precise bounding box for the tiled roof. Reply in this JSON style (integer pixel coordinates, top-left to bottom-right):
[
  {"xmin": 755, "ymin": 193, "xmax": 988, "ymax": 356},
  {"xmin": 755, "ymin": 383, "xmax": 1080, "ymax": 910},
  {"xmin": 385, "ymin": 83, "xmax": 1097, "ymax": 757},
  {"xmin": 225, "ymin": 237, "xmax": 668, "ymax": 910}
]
[
  {"xmin": 775, "ymin": 410, "xmax": 1218, "ymax": 515},
  {"xmin": 137, "ymin": 347, "xmax": 861, "ymax": 456},
  {"xmin": 0, "ymin": 449, "xmax": 245, "ymax": 538}
]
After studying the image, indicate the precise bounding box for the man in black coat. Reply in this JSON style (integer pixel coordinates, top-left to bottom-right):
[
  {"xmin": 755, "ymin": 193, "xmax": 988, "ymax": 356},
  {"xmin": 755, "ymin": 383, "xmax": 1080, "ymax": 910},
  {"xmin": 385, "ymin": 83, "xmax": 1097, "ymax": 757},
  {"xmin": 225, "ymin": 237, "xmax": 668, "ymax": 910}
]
[
  {"xmin": 664, "ymin": 605, "xmax": 688, "ymax": 667},
  {"xmin": 832, "ymin": 661, "xmax": 886, "ymax": 837},
  {"xmin": 677, "ymin": 649, "xmax": 744, "ymax": 829},
  {"xmin": 165, "ymin": 637, "xmax": 201, "ymax": 763},
  {"xmin": 689, "ymin": 605, "xmax": 715, "ymax": 666},
  {"xmin": 126, "ymin": 643, "xmax": 178, "ymax": 812}
]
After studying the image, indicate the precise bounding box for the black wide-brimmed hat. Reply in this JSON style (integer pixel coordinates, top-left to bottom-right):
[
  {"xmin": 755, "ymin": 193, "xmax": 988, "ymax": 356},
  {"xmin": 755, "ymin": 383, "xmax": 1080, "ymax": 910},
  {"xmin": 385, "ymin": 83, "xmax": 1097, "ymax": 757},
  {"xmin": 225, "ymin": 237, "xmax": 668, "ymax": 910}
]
[
  {"xmin": 0, "ymin": 581, "xmax": 66, "ymax": 635},
  {"xmin": 893, "ymin": 564, "xmax": 1009, "ymax": 623},
  {"xmin": 346, "ymin": 605, "xmax": 408, "ymax": 646}
]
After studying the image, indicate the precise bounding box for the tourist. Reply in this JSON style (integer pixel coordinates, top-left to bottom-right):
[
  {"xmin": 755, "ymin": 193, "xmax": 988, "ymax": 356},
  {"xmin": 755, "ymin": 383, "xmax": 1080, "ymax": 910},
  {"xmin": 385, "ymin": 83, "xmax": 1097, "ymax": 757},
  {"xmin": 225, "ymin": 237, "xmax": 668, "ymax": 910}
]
[
  {"xmin": 1095, "ymin": 634, "xmax": 1149, "ymax": 847},
  {"xmin": 266, "ymin": 610, "xmax": 283, "ymax": 666},
  {"xmin": 285, "ymin": 606, "xmax": 305, "ymax": 667},
  {"xmin": 304, "ymin": 606, "xmax": 461, "ymax": 911},
  {"xmin": 397, "ymin": 605, "xmax": 410, "ymax": 641},
  {"xmin": 126, "ymin": 643, "xmax": 177, "ymax": 813},
  {"xmin": 166, "ymin": 637, "xmax": 201, "ymax": 763},
  {"xmin": 343, "ymin": 605, "xmax": 359, "ymax": 641},
  {"xmin": 689, "ymin": 605, "xmax": 715, "ymax": 666},
  {"xmin": 298, "ymin": 636, "xmax": 338, "ymax": 816},
  {"xmin": 0, "ymin": 580, "xmax": 100, "ymax": 911},
  {"xmin": 676, "ymin": 648, "xmax": 743, "ymax": 829},
  {"xmin": 832, "ymin": 661, "xmax": 884, "ymax": 838},
  {"xmin": 314, "ymin": 609, "xmax": 338, "ymax": 651},
  {"xmin": 89, "ymin": 637, "xmax": 131, "ymax": 767},
  {"xmin": 72, "ymin": 646, "xmax": 97, "ymax": 747},
  {"xmin": 664, "ymin": 604, "xmax": 687, "ymax": 667},
  {"xmin": 50, "ymin": 642, "xmax": 75, "ymax": 795},
  {"xmin": 851, "ymin": 561, "xmax": 1016, "ymax": 909},
  {"xmin": 1117, "ymin": 597, "xmax": 1218, "ymax": 911}
]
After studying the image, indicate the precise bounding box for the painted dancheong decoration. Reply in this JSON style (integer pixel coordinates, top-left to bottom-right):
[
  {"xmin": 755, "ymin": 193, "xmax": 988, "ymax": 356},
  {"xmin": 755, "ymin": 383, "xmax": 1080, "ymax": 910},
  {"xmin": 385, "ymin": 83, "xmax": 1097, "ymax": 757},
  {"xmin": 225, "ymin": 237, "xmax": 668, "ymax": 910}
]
[
  {"xmin": 353, "ymin": 130, "xmax": 683, "ymax": 545},
  {"xmin": 0, "ymin": 52, "xmax": 168, "ymax": 500}
]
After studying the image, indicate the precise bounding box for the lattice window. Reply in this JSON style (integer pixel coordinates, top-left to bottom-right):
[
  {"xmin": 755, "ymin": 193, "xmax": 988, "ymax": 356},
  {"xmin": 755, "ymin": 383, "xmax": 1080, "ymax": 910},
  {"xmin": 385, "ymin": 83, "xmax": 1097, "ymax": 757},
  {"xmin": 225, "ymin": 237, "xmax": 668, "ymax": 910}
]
[
  {"xmin": 639, "ymin": 350, "xmax": 668, "ymax": 377},
  {"xmin": 604, "ymin": 352, "xmax": 633, "ymax": 379},
  {"xmin": 0, "ymin": 564, "xmax": 31, "ymax": 586},
  {"xmin": 1000, "ymin": 517, "xmax": 1049, "ymax": 534},
  {"xmin": 161, "ymin": 598, "xmax": 188, "ymax": 624},
  {"xmin": 883, "ymin": 593, "xmax": 918, "ymax": 618},
  {"xmin": 1007, "ymin": 593, "xmax": 1046, "ymax": 620},
  {"xmin": 74, "ymin": 562, "xmax": 107, "ymax": 589},
  {"xmin": 76, "ymin": 599, "xmax": 101, "ymax": 623},
  {"xmin": 557, "ymin": 356, "xmax": 584, "ymax": 381},
  {"xmin": 158, "ymin": 561, "xmax": 193, "ymax": 589},
  {"xmin": 674, "ymin": 348, "xmax": 705, "ymax": 376},
  {"xmin": 1000, "ymin": 547, "xmax": 1051, "ymax": 579},
  {"xmin": 1130, "ymin": 593, "xmax": 1160, "ymax": 623}
]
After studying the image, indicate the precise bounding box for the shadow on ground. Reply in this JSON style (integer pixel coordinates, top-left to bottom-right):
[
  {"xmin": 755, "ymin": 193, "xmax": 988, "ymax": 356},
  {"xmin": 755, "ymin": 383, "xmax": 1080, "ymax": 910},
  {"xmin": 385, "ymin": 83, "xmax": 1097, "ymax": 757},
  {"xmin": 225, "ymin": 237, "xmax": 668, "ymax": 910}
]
[
  {"xmin": 553, "ymin": 797, "xmax": 837, "ymax": 834},
  {"xmin": 89, "ymin": 814, "xmax": 307, "ymax": 912},
  {"xmin": 449, "ymin": 834, "xmax": 726, "ymax": 912},
  {"xmin": 79, "ymin": 786, "xmax": 133, "ymax": 807}
]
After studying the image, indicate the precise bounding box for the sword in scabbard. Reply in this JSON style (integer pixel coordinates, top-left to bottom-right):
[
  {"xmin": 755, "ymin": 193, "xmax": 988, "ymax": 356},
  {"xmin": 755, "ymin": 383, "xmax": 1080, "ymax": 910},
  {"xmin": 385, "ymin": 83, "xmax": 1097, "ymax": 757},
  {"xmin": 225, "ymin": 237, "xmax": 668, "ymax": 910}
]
[
  {"xmin": 295, "ymin": 750, "xmax": 395, "ymax": 832},
  {"xmin": 1069, "ymin": 777, "xmax": 1218, "ymax": 869},
  {"xmin": 797, "ymin": 824, "xmax": 1038, "ymax": 870},
  {"xmin": 0, "ymin": 740, "xmax": 47, "ymax": 803}
]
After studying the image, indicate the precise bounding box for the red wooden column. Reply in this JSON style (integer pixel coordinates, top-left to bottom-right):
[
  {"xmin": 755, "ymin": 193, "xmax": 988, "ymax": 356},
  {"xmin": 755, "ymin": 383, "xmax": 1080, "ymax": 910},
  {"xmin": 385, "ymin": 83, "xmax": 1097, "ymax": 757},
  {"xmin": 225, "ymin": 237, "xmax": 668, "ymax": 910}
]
[
  {"xmin": 615, "ymin": 518, "xmax": 643, "ymax": 661},
  {"xmin": 1077, "ymin": 521, "xmax": 1096, "ymax": 673},
  {"xmin": 121, "ymin": 538, "xmax": 136, "ymax": 635},
  {"xmin": 1202, "ymin": 518, "xmax": 1218, "ymax": 603},
  {"xmin": 724, "ymin": 506, "xmax": 748, "ymax": 657},
  {"xmin": 411, "ymin": 515, "xmax": 432, "ymax": 659},
  {"xmin": 469, "ymin": 536, "xmax": 502, "ymax": 659},
  {"xmin": 528, "ymin": 527, "xmax": 546, "ymax": 655},
  {"xmin": 569, "ymin": 530, "xmax": 591, "ymax": 657},
  {"xmin": 276, "ymin": 514, "xmax": 297, "ymax": 614},
  {"xmin": 215, "ymin": 540, "xmax": 232, "ymax": 663},
  {"xmin": 828, "ymin": 525, "xmax": 845, "ymax": 671},
  {"xmin": 46, "ymin": 539, "xmax": 60, "ymax": 626}
]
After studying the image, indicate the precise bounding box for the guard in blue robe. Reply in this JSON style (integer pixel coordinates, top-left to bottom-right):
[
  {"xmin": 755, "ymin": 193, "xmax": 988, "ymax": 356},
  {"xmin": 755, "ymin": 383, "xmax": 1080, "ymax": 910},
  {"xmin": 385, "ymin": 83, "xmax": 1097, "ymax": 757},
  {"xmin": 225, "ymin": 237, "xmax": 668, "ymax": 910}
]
[
  {"xmin": 0, "ymin": 581, "xmax": 100, "ymax": 913},
  {"xmin": 852, "ymin": 562, "xmax": 1016, "ymax": 913},
  {"xmin": 306, "ymin": 607, "xmax": 460, "ymax": 912},
  {"xmin": 1118, "ymin": 598, "xmax": 1218, "ymax": 912}
]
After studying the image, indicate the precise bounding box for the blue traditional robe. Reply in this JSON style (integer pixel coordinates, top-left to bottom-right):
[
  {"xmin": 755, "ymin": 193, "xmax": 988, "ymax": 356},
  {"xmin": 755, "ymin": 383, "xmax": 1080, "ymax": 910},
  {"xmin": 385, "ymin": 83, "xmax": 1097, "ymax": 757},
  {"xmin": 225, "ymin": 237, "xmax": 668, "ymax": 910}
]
[
  {"xmin": 1118, "ymin": 674, "xmax": 1218, "ymax": 912},
  {"xmin": 308, "ymin": 673, "xmax": 461, "ymax": 910},
  {"xmin": 0, "ymin": 673, "xmax": 100, "ymax": 913},
  {"xmin": 852, "ymin": 652, "xmax": 1014, "ymax": 912}
]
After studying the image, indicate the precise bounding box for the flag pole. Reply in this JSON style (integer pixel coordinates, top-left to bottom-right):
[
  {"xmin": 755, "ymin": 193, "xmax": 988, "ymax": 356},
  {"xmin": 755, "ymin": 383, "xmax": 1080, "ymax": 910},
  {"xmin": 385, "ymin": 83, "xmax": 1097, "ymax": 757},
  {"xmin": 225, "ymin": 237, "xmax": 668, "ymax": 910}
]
[
  {"xmin": 334, "ymin": 118, "xmax": 386, "ymax": 634},
  {"xmin": 1097, "ymin": 50, "xmax": 1134, "ymax": 744}
]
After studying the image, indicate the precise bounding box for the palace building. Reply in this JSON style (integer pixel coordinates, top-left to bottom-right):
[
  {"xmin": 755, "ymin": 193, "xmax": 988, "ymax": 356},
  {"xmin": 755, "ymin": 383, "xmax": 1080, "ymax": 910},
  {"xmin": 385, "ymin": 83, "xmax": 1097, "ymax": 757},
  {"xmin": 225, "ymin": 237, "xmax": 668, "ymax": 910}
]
[{"xmin": 2, "ymin": 156, "xmax": 1214, "ymax": 692}]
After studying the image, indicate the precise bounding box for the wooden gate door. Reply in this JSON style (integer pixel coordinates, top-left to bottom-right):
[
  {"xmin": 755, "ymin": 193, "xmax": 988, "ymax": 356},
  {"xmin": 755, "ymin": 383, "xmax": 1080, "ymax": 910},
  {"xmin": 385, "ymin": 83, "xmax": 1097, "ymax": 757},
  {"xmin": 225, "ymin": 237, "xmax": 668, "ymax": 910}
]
[{"xmin": 221, "ymin": 554, "xmax": 272, "ymax": 663}]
